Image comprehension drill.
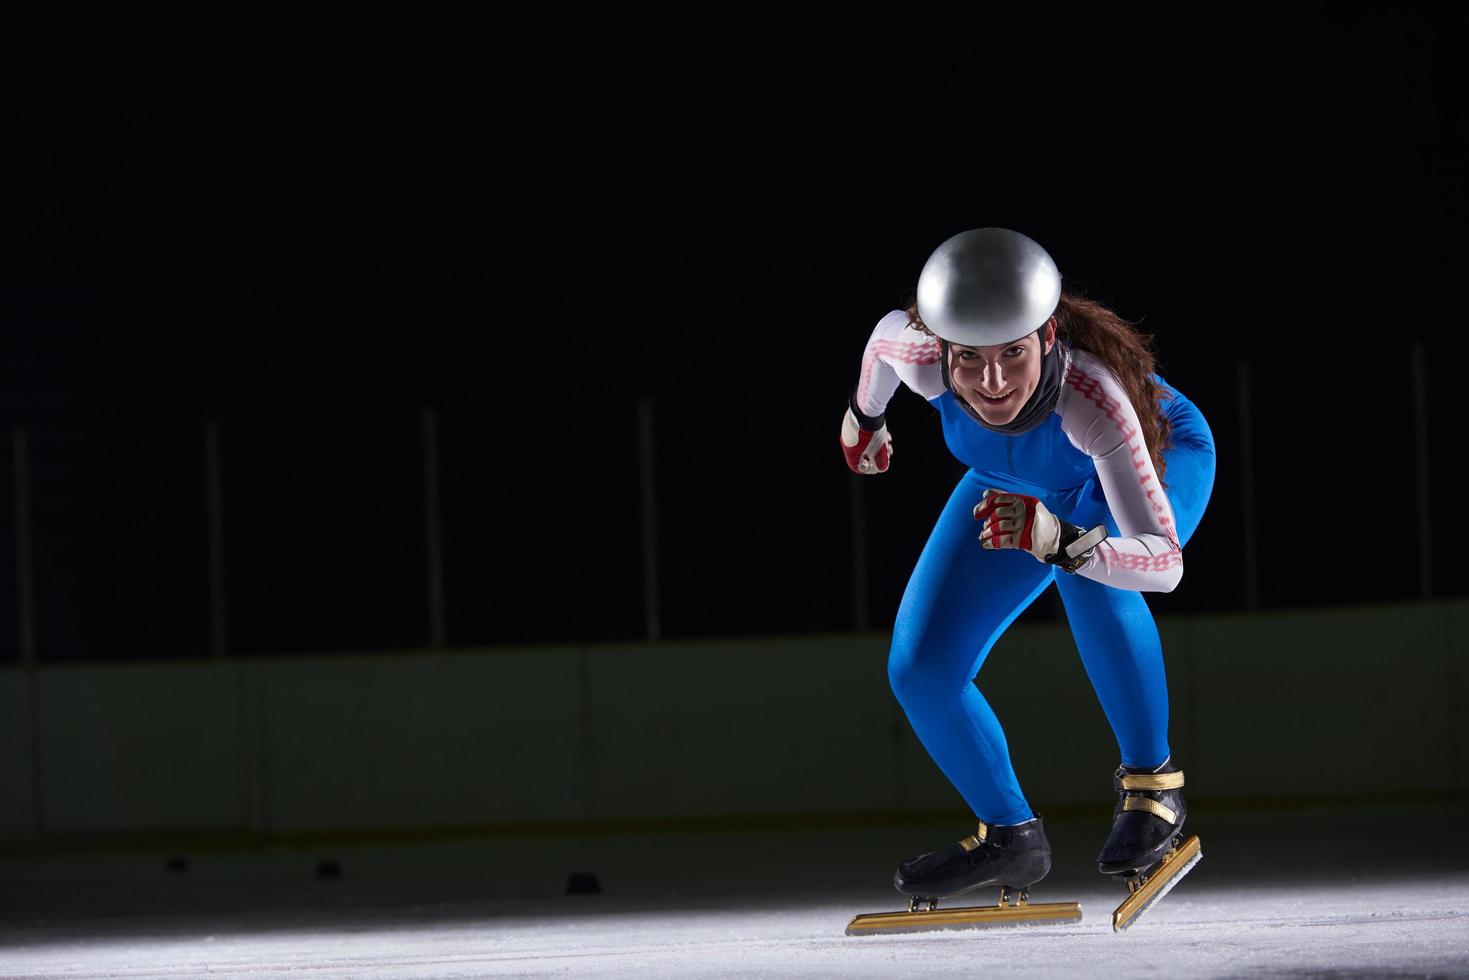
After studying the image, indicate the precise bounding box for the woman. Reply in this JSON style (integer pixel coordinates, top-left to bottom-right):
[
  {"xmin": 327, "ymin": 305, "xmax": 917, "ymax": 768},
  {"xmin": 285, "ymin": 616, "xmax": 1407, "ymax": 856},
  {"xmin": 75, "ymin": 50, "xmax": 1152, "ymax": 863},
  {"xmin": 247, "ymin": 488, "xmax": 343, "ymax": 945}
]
[{"xmin": 839, "ymin": 227, "xmax": 1216, "ymax": 912}]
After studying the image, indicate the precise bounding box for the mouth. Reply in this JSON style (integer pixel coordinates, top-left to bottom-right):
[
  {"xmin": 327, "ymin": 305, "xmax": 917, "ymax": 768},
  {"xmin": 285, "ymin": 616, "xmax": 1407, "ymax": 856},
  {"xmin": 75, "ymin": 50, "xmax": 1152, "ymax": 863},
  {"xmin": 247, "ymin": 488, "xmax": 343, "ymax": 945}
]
[{"xmin": 973, "ymin": 389, "xmax": 1014, "ymax": 405}]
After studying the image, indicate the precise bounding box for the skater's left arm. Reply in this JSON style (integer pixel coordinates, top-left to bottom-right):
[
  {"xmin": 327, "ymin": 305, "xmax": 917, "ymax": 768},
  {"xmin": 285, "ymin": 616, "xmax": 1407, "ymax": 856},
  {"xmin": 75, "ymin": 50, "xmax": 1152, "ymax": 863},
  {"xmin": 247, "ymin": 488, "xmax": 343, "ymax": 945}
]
[{"xmin": 1057, "ymin": 356, "xmax": 1183, "ymax": 592}]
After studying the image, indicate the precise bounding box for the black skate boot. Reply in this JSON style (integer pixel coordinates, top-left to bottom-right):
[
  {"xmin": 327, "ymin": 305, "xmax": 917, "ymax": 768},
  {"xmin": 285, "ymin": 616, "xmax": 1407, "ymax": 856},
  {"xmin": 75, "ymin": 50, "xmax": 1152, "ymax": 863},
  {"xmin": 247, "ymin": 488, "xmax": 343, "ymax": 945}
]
[
  {"xmin": 1097, "ymin": 759, "xmax": 1203, "ymax": 931},
  {"xmin": 846, "ymin": 815, "xmax": 1081, "ymax": 935},
  {"xmin": 1097, "ymin": 759, "xmax": 1187, "ymax": 876},
  {"xmin": 894, "ymin": 815, "xmax": 1052, "ymax": 901}
]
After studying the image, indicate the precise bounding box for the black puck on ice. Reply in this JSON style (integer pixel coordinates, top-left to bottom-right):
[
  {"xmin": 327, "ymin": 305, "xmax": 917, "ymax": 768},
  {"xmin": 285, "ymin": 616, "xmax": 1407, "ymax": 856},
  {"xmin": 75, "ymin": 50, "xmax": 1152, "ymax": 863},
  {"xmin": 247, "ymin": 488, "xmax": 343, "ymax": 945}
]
[
  {"xmin": 565, "ymin": 872, "xmax": 601, "ymax": 895},
  {"xmin": 165, "ymin": 856, "xmax": 190, "ymax": 874},
  {"xmin": 316, "ymin": 859, "xmax": 343, "ymax": 880}
]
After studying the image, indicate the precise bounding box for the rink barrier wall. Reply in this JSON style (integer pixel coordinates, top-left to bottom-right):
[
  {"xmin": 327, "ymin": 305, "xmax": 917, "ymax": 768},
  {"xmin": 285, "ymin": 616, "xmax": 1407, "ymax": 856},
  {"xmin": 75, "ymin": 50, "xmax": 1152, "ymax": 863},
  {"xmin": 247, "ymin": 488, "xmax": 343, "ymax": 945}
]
[{"xmin": 0, "ymin": 599, "xmax": 1464, "ymax": 844}]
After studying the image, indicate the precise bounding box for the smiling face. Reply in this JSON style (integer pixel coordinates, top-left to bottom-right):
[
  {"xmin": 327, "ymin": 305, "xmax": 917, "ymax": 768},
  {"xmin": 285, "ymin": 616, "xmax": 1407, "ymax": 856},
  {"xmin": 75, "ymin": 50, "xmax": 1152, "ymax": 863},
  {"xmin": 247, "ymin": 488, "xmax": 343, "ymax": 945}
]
[{"xmin": 947, "ymin": 318, "xmax": 1057, "ymax": 425}]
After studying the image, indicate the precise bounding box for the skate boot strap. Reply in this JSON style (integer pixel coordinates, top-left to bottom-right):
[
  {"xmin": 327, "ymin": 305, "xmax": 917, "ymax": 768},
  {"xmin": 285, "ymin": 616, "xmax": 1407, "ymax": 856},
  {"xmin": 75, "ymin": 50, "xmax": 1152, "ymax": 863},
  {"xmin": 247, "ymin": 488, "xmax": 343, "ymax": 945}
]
[
  {"xmin": 1123, "ymin": 797, "xmax": 1179, "ymax": 824},
  {"xmin": 1118, "ymin": 771, "xmax": 1185, "ymax": 791},
  {"xmin": 958, "ymin": 820, "xmax": 989, "ymax": 851}
]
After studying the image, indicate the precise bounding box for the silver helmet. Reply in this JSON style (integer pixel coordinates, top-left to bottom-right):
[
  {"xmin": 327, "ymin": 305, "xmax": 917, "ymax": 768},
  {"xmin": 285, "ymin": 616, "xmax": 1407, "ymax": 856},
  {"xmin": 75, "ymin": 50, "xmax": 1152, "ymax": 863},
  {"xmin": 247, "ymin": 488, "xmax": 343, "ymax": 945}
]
[{"xmin": 915, "ymin": 228, "xmax": 1062, "ymax": 347}]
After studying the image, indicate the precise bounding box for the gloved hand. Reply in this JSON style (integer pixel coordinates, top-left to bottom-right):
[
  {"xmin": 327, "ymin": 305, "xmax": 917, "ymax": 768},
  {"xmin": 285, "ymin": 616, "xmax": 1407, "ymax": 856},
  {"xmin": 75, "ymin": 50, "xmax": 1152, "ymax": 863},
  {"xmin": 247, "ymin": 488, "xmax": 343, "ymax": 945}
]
[
  {"xmin": 973, "ymin": 489, "xmax": 1061, "ymax": 562},
  {"xmin": 974, "ymin": 490, "xmax": 1109, "ymax": 571},
  {"xmin": 840, "ymin": 403, "xmax": 893, "ymax": 475}
]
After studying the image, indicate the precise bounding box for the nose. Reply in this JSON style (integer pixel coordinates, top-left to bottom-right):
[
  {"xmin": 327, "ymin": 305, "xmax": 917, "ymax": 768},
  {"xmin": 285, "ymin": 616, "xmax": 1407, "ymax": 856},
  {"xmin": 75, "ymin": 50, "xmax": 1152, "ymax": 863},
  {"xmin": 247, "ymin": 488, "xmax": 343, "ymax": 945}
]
[{"xmin": 980, "ymin": 360, "xmax": 1006, "ymax": 392}]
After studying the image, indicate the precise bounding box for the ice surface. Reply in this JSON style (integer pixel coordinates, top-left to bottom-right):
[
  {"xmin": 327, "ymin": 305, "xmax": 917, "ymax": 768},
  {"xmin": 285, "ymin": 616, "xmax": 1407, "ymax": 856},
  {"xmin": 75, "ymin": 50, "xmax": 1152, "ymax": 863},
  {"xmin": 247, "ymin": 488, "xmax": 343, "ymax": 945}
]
[{"xmin": 2, "ymin": 805, "xmax": 1465, "ymax": 978}]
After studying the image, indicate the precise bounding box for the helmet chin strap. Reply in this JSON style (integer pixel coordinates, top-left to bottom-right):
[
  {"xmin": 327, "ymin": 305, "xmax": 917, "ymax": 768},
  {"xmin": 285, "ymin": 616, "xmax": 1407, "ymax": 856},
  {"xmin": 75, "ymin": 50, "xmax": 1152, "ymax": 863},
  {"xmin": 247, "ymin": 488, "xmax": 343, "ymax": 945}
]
[{"xmin": 941, "ymin": 328, "xmax": 1072, "ymax": 436}]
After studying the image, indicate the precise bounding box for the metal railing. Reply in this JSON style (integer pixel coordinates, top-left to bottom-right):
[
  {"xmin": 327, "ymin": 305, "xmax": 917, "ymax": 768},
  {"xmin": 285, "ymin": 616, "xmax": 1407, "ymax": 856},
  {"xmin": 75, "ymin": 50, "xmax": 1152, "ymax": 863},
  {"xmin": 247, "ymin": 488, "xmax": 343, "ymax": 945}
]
[{"xmin": 5, "ymin": 343, "xmax": 1442, "ymax": 661}]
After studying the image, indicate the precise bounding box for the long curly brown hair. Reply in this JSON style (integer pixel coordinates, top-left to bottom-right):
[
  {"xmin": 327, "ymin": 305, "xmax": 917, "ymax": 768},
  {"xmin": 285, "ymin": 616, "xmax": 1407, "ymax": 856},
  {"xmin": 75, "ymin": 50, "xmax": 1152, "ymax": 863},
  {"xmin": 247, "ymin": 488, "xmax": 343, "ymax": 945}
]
[{"xmin": 906, "ymin": 290, "xmax": 1174, "ymax": 483}]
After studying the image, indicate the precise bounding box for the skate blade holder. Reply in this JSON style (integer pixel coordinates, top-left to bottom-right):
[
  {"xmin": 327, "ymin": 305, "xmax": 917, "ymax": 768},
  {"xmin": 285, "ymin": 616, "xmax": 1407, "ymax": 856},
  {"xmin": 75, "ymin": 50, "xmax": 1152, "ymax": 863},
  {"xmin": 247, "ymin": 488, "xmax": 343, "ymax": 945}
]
[
  {"xmin": 1111, "ymin": 834, "xmax": 1203, "ymax": 932},
  {"xmin": 846, "ymin": 887, "xmax": 1082, "ymax": 936}
]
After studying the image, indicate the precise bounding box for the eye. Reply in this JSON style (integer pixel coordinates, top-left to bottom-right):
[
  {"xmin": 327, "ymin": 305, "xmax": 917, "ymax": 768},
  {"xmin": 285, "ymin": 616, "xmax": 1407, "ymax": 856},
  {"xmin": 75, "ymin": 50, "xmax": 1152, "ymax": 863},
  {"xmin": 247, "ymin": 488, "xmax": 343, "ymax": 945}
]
[{"xmin": 1005, "ymin": 346, "xmax": 1028, "ymax": 357}]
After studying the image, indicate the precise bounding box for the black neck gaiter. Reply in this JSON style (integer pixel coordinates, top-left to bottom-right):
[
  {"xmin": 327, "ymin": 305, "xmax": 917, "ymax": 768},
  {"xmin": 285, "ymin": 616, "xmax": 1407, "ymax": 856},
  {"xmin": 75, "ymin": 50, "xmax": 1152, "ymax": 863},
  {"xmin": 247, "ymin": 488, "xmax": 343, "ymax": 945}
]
[{"xmin": 941, "ymin": 332, "xmax": 1072, "ymax": 436}]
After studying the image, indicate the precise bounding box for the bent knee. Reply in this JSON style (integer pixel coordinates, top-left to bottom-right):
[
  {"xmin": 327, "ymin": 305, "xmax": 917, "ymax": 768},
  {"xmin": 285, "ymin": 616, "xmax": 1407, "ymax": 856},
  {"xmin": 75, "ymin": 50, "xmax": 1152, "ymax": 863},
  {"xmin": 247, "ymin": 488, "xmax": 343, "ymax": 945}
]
[{"xmin": 888, "ymin": 641, "xmax": 970, "ymax": 707}]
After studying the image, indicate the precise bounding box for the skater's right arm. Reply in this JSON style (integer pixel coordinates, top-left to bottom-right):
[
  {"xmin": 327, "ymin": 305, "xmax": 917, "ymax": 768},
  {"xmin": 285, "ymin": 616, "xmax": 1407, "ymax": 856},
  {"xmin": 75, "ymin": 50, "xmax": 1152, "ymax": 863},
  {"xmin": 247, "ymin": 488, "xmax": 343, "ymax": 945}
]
[
  {"xmin": 852, "ymin": 310, "xmax": 945, "ymax": 418},
  {"xmin": 839, "ymin": 311, "xmax": 944, "ymax": 475}
]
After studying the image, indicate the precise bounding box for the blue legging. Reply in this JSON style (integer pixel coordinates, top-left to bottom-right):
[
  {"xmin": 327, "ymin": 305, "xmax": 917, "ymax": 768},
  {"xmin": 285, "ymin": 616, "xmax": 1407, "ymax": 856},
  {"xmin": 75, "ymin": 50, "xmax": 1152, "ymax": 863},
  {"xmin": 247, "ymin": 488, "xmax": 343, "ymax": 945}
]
[{"xmin": 887, "ymin": 400, "xmax": 1216, "ymax": 826}]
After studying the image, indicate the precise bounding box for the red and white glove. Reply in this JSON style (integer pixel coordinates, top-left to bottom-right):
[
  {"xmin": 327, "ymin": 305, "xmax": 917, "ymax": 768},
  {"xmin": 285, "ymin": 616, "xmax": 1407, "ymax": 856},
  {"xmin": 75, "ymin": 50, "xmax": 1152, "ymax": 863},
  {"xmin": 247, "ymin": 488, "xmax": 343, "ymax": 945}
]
[
  {"xmin": 974, "ymin": 489, "xmax": 1109, "ymax": 571},
  {"xmin": 973, "ymin": 489, "xmax": 1061, "ymax": 562},
  {"xmin": 840, "ymin": 404, "xmax": 893, "ymax": 475}
]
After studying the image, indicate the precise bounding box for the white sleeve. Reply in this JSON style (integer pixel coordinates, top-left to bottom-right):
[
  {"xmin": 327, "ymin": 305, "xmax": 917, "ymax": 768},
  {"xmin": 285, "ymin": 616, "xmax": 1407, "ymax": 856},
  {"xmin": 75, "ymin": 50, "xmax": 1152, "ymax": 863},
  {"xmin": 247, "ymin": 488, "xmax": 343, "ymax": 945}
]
[
  {"xmin": 1058, "ymin": 354, "xmax": 1183, "ymax": 592},
  {"xmin": 853, "ymin": 310, "xmax": 946, "ymax": 418}
]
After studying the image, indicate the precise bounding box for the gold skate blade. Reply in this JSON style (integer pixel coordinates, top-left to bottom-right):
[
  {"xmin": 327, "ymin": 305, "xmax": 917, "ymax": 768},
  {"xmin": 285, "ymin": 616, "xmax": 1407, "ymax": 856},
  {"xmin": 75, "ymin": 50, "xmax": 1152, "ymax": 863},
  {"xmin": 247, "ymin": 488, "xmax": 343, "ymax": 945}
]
[
  {"xmin": 1111, "ymin": 835, "xmax": 1202, "ymax": 932},
  {"xmin": 846, "ymin": 901, "xmax": 1082, "ymax": 936}
]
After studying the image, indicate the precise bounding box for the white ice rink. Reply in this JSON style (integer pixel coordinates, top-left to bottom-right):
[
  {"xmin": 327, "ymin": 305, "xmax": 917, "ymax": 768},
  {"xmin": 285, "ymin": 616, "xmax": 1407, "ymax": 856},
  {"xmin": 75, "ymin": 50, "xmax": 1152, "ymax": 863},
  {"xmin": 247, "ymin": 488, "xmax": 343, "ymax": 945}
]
[{"xmin": 2, "ymin": 805, "xmax": 1466, "ymax": 979}]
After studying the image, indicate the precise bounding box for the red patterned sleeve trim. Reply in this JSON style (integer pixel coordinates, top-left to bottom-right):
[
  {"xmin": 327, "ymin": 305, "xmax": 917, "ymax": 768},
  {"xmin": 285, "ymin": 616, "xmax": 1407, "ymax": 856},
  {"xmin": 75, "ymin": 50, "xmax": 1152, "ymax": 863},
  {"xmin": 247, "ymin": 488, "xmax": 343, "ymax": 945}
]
[
  {"xmin": 1064, "ymin": 366, "xmax": 1180, "ymax": 551},
  {"xmin": 857, "ymin": 337, "xmax": 942, "ymax": 409}
]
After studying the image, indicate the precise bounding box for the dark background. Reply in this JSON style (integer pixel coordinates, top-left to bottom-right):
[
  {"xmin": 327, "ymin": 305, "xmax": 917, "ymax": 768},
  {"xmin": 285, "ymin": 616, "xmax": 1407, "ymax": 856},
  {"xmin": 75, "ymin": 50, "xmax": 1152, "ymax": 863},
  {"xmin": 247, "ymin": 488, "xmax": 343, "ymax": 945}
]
[{"xmin": 5, "ymin": 7, "xmax": 1466, "ymax": 662}]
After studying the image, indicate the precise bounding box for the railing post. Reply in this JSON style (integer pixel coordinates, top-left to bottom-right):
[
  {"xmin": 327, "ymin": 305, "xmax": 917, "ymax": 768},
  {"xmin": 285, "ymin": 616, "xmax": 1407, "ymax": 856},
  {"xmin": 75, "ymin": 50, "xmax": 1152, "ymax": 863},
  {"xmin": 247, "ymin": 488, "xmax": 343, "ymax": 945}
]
[
  {"xmin": 637, "ymin": 397, "xmax": 661, "ymax": 642},
  {"xmin": 14, "ymin": 426, "xmax": 36, "ymax": 664},
  {"xmin": 205, "ymin": 419, "xmax": 228, "ymax": 658},
  {"xmin": 1236, "ymin": 361, "xmax": 1259, "ymax": 611},
  {"xmin": 422, "ymin": 407, "xmax": 445, "ymax": 648},
  {"xmin": 1410, "ymin": 343, "xmax": 1432, "ymax": 599},
  {"xmin": 14, "ymin": 425, "xmax": 43, "ymax": 838},
  {"xmin": 851, "ymin": 476, "xmax": 869, "ymax": 631}
]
